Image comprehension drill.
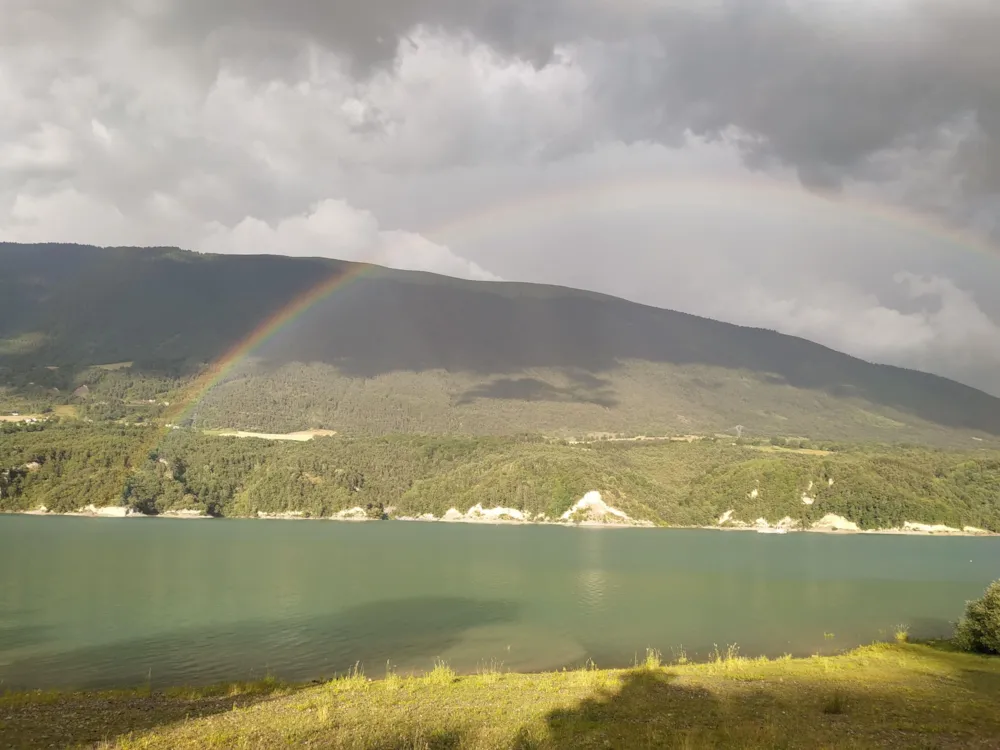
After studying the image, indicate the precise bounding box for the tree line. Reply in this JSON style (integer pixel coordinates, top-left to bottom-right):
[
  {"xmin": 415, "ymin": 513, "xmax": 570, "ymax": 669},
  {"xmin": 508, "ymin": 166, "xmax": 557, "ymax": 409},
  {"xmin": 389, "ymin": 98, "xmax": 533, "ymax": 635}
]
[{"xmin": 2, "ymin": 423, "xmax": 998, "ymax": 530}]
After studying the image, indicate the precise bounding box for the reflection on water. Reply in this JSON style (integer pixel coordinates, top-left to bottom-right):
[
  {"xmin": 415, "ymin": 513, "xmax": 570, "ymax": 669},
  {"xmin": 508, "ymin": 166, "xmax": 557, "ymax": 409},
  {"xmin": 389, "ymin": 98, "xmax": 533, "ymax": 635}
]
[
  {"xmin": 576, "ymin": 527, "xmax": 609, "ymax": 613},
  {"xmin": 577, "ymin": 569, "xmax": 608, "ymax": 612},
  {"xmin": 0, "ymin": 517, "xmax": 998, "ymax": 690}
]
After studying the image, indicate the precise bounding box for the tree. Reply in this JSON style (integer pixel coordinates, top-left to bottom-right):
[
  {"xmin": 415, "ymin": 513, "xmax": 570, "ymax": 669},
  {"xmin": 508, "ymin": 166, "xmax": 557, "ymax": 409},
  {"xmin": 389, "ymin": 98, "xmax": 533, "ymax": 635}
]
[
  {"xmin": 955, "ymin": 580, "xmax": 1000, "ymax": 655},
  {"xmin": 365, "ymin": 501, "xmax": 387, "ymax": 520}
]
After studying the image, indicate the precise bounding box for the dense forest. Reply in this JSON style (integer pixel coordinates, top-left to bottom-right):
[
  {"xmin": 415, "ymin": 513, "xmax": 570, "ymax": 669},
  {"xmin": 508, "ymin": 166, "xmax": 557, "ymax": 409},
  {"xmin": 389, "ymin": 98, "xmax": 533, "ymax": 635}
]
[
  {"xmin": 2, "ymin": 421, "xmax": 998, "ymax": 531},
  {"xmin": 3, "ymin": 243, "xmax": 1000, "ymax": 446}
]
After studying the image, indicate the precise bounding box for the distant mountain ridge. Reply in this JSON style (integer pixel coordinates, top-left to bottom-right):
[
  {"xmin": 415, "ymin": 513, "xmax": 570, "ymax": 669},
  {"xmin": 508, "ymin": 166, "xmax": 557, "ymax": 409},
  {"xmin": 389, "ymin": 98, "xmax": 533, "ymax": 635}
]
[{"xmin": 1, "ymin": 242, "xmax": 999, "ymax": 445}]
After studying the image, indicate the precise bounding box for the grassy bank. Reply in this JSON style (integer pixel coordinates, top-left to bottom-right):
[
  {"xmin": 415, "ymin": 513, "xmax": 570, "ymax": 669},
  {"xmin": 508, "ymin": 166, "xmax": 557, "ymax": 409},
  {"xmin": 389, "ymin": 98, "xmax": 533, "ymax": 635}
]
[{"xmin": 3, "ymin": 642, "xmax": 999, "ymax": 749}]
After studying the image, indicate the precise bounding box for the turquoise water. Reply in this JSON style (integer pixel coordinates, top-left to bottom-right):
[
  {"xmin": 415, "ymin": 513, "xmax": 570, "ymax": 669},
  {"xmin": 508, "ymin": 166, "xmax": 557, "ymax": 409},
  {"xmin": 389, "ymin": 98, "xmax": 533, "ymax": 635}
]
[{"xmin": 1, "ymin": 516, "xmax": 998, "ymax": 690}]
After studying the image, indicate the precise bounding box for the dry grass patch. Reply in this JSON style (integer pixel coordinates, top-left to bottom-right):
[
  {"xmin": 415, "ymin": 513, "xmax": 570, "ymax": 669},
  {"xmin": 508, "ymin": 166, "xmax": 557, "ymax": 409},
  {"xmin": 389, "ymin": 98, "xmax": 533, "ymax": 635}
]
[
  {"xmin": 203, "ymin": 428, "xmax": 337, "ymax": 442},
  {"xmin": 750, "ymin": 445, "xmax": 834, "ymax": 456}
]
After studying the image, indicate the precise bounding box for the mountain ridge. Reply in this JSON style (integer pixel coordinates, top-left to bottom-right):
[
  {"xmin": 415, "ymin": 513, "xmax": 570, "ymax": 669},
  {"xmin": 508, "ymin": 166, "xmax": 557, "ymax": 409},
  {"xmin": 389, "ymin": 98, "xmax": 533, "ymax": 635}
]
[{"xmin": 1, "ymin": 242, "xmax": 999, "ymax": 445}]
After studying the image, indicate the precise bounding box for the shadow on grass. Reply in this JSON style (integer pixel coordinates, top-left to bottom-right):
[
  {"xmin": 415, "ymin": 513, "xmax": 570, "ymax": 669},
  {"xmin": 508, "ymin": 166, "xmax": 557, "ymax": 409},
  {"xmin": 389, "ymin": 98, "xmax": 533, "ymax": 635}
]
[
  {"xmin": 518, "ymin": 651, "xmax": 1000, "ymax": 749},
  {"xmin": 520, "ymin": 670, "xmax": 728, "ymax": 749},
  {"xmin": 0, "ymin": 681, "xmax": 292, "ymax": 750},
  {"xmin": 910, "ymin": 640, "xmax": 1000, "ymax": 694}
]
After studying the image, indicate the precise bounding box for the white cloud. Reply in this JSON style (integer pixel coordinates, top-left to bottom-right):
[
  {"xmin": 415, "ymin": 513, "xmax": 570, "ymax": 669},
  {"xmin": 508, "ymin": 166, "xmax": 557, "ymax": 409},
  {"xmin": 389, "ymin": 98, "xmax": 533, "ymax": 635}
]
[
  {"xmin": 6, "ymin": 190, "xmax": 131, "ymax": 243},
  {"xmin": 703, "ymin": 272, "xmax": 1000, "ymax": 385},
  {"xmin": 194, "ymin": 29, "xmax": 593, "ymax": 174},
  {"xmin": 200, "ymin": 199, "xmax": 500, "ymax": 280},
  {"xmin": 2, "ymin": 188, "xmax": 497, "ymax": 282},
  {"xmin": 0, "ymin": 123, "xmax": 76, "ymax": 172}
]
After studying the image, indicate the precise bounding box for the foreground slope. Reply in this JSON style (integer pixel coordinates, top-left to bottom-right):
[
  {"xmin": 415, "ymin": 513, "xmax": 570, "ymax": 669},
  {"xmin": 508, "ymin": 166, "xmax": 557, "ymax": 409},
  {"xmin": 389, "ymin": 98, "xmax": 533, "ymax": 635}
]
[
  {"xmin": 2, "ymin": 242, "xmax": 1000, "ymax": 444},
  {"xmin": 3, "ymin": 643, "xmax": 999, "ymax": 749}
]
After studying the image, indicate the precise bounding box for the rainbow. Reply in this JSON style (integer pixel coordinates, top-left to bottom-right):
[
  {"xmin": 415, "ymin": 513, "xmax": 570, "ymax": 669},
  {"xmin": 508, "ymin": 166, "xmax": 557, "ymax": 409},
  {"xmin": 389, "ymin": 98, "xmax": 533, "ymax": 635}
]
[
  {"xmin": 164, "ymin": 262, "xmax": 373, "ymax": 426},
  {"xmin": 424, "ymin": 174, "xmax": 1000, "ymax": 259},
  {"xmin": 167, "ymin": 174, "xmax": 1000, "ymax": 423}
]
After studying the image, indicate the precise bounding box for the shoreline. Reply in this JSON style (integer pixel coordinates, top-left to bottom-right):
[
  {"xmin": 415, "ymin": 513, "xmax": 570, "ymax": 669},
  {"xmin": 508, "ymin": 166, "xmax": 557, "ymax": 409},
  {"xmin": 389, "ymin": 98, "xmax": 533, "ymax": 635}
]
[
  {"xmin": 4, "ymin": 509, "xmax": 996, "ymax": 535},
  {"xmin": 686, "ymin": 523, "xmax": 996, "ymax": 537}
]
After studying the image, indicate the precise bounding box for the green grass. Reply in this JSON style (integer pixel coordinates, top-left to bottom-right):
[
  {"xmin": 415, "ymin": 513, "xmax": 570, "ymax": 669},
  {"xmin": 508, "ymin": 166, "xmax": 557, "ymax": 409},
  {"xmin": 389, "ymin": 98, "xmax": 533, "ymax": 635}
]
[{"xmin": 2, "ymin": 643, "xmax": 999, "ymax": 749}]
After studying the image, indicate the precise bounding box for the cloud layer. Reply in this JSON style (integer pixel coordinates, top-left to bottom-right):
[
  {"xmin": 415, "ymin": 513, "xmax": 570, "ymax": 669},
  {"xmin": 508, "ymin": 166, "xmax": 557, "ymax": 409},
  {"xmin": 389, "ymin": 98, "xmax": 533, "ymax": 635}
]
[{"xmin": 1, "ymin": 0, "xmax": 999, "ymax": 393}]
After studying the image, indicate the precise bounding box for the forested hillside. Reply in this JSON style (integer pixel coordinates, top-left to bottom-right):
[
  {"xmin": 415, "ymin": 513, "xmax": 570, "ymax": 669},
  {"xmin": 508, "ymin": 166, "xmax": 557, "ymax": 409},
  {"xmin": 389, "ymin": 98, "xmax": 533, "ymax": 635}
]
[
  {"xmin": 2, "ymin": 242, "xmax": 1000, "ymax": 446},
  {"xmin": 2, "ymin": 422, "xmax": 999, "ymax": 531}
]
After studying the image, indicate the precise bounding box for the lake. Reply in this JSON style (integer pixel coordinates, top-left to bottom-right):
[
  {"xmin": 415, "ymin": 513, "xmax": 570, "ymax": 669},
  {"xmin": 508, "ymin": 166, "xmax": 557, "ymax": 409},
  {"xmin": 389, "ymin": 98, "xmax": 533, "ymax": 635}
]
[{"xmin": 1, "ymin": 516, "xmax": 998, "ymax": 690}]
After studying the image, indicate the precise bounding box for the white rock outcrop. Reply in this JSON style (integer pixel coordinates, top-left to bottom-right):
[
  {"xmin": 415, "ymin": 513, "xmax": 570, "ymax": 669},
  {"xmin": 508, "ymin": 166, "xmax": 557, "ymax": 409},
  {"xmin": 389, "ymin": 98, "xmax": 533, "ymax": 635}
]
[
  {"xmin": 902, "ymin": 521, "xmax": 961, "ymax": 534},
  {"xmin": 161, "ymin": 508, "xmax": 207, "ymax": 518},
  {"xmin": 465, "ymin": 503, "xmax": 527, "ymax": 521},
  {"xmin": 256, "ymin": 510, "xmax": 305, "ymax": 520},
  {"xmin": 83, "ymin": 504, "xmax": 131, "ymax": 518},
  {"xmin": 812, "ymin": 514, "xmax": 859, "ymax": 532},
  {"xmin": 560, "ymin": 491, "xmax": 641, "ymax": 525},
  {"xmin": 332, "ymin": 507, "xmax": 367, "ymax": 520}
]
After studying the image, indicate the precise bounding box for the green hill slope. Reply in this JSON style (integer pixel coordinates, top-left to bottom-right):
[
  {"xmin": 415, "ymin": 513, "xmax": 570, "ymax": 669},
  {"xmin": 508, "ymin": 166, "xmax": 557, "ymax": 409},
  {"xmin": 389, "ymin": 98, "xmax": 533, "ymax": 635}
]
[{"xmin": 2, "ymin": 242, "xmax": 1000, "ymax": 445}]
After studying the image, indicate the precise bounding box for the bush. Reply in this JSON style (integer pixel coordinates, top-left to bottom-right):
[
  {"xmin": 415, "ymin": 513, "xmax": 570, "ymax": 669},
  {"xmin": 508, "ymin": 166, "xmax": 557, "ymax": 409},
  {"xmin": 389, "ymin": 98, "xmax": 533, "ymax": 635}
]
[{"xmin": 955, "ymin": 580, "xmax": 1000, "ymax": 655}]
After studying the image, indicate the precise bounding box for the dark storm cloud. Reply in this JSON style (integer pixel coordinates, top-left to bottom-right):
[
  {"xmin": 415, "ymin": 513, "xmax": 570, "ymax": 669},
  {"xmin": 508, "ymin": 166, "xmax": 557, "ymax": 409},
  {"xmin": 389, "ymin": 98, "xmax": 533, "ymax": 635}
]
[
  {"xmin": 125, "ymin": 0, "xmax": 1000, "ymax": 216},
  {"xmin": 608, "ymin": 2, "xmax": 1000, "ymax": 203},
  {"xmin": 11, "ymin": 0, "xmax": 998, "ymax": 206},
  {"xmin": 149, "ymin": 0, "xmax": 597, "ymax": 71}
]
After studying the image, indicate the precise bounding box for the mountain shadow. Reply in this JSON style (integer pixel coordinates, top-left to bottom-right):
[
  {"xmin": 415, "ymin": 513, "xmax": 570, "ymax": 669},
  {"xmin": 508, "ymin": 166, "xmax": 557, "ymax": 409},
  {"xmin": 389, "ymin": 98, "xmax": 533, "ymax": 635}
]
[{"xmin": 456, "ymin": 373, "xmax": 618, "ymax": 408}]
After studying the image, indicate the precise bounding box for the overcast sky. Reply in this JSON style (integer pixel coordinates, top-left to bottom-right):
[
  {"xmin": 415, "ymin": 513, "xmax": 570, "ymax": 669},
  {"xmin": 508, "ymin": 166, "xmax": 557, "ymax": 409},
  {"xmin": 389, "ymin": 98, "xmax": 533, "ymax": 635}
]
[{"xmin": 3, "ymin": 0, "xmax": 1000, "ymax": 394}]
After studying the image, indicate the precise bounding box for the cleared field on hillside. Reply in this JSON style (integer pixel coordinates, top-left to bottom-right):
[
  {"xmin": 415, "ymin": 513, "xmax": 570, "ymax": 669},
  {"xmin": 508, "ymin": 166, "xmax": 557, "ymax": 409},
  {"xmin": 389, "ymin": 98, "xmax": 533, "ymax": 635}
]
[
  {"xmin": 93, "ymin": 361, "xmax": 134, "ymax": 371},
  {"xmin": 203, "ymin": 428, "xmax": 338, "ymax": 442},
  {"xmin": 752, "ymin": 445, "xmax": 834, "ymax": 456}
]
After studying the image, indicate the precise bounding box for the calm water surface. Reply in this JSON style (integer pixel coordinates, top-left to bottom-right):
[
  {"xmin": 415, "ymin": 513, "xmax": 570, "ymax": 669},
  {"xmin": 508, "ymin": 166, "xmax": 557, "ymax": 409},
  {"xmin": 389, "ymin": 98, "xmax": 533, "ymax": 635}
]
[{"xmin": 1, "ymin": 516, "xmax": 998, "ymax": 690}]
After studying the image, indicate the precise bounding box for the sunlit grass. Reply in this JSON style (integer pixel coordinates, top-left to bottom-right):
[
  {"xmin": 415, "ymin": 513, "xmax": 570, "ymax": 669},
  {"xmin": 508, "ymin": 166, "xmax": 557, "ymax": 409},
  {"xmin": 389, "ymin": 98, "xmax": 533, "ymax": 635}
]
[
  {"xmin": 2, "ymin": 643, "xmax": 999, "ymax": 749},
  {"xmin": 426, "ymin": 658, "xmax": 457, "ymax": 685},
  {"xmin": 475, "ymin": 658, "xmax": 506, "ymax": 684}
]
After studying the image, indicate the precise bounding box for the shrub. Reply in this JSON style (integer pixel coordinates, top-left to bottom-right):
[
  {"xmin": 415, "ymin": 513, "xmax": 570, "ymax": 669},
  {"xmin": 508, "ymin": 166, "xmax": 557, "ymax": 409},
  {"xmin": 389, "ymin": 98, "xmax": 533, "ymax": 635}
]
[
  {"xmin": 823, "ymin": 691, "xmax": 848, "ymax": 715},
  {"xmin": 955, "ymin": 580, "xmax": 1000, "ymax": 655}
]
